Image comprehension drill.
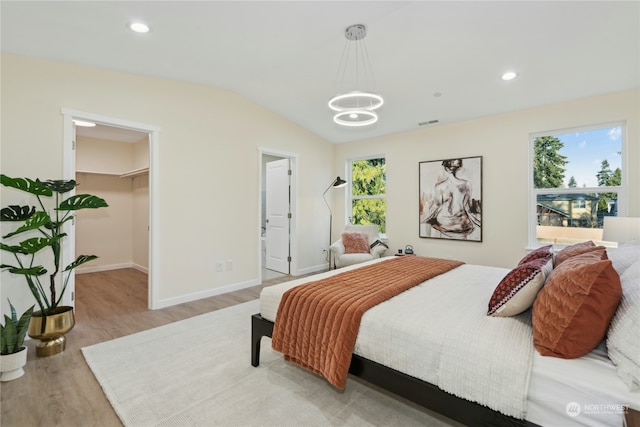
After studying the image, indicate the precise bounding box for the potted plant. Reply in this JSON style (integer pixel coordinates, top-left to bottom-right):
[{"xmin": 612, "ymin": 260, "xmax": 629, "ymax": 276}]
[
  {"xmin": 0, "ymin": 299, "xmax": 34, "ymax": 381},
  {"xmin": 0, "ymin": 175, "xmax": 108, "ymax": 356}
]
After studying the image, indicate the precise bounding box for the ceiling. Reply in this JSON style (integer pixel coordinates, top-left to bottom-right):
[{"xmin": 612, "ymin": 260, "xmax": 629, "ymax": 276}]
[{"xmin": 2, "ymin": 1, "xmax": 638, "ymax": 144}]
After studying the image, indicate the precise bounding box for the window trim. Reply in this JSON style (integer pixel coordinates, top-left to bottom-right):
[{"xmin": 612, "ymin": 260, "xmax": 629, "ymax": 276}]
[{"xmin": 527, "ymin": 121, "xmax": 627, "ymax": 247}]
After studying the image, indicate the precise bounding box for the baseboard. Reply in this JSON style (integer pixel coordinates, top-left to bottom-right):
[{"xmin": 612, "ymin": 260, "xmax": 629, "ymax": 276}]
[
  {"xmin": 153, "ymin": 279, "xmax": 260, "ymax": 309},
  {"xmin": 76, "ymin": 262, "xmax": 148, "ymax": 275},
  {"xmin": 295, "ymin": 263, "xmax": 328, "ymax": 276},
  {"xmin": 76, "ymin": 263, "xmax": 135, "ymax": 274},
  {"xmin": 131, "ymin": 263, "xmax": 149, "ymax": 274}
]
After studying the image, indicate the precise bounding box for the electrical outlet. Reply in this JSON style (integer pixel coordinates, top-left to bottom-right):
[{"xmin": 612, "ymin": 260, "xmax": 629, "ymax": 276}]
[
  {"xmin": 226, "ymin": 260, "xmax": 233, "ymax": 270},
  {"xmin": 216, "ymin": 261, "xmax": 224, "ymax": 272}
]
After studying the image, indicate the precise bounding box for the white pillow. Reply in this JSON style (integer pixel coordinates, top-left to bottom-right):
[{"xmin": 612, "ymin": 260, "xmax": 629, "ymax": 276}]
[
  {"xmin": 606, "ymin": 243, "xmax": 640, "ymax": 276},
  {"xmin": 607, "ymin": 260, "xmax": 640, "ymax": 390},
  {"xmin": 329, "ymin": 239, "xmax": 345, "ymax": 256},
  {"xmin": 370, "ymin": 240, "xmax": 388, "ymax": 257}
]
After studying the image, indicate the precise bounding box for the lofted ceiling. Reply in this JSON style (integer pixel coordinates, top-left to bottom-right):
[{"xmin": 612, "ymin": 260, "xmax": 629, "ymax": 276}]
[{"xmin": 2, "ymin": 1, "xmax": 638, "ymax": 144}]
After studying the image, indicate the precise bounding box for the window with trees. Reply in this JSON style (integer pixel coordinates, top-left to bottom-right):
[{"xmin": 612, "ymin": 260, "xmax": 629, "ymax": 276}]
[
  {"xmin": 348, "ymin": 157, "xmax": 386, "ymax": 234},
  {"xmin": 530, "ymin": 123, "xmax": 625, "ymax": 246}
]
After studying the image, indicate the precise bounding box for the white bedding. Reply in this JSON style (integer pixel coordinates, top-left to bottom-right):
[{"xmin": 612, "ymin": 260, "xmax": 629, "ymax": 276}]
[
  {"xmin": 528, "ymin": 350, "xmax": 640, "ymax": 427},
  {"xmin": 260, "ymin": 256, "xmax": 640, "ymax": 426}
]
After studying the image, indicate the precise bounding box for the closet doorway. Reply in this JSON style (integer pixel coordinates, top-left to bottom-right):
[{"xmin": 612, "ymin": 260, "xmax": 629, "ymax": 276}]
[{"xmin": 62, "ymin": 109, "xmax": 160, "ymax": 309}]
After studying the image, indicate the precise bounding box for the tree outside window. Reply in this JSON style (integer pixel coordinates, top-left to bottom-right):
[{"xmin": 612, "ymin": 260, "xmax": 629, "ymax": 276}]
[
  {"xmin": 530, "ymin": 124, "xmax": 624, "ymax": 245},
  {"xmin": 349, "ymin": 157, "xmax": 386, "ymax": 233}
]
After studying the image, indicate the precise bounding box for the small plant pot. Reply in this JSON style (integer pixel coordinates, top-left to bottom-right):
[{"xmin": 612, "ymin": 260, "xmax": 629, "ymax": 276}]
[
  {"xmin": 28, "ymin": 306, "xmax": 75, "ymax": 357},
  {"xmin": 0, "ymin": 347, "xmax": 28, "ymax": 381}
]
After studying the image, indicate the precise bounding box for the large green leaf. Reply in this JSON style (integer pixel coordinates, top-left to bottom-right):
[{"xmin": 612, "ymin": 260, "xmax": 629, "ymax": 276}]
[
  {"xmin": 58, "ymin": 194, "xmax": 108, "ymax": 210},
  {"xmin": 40, "ymin": 179, "xmax": 77, "ymax": 194},
  {"xmin": 0, "ymin": 175, "xmax": 52, "ymax": 197},
  {"xmin": 64, "ymin": 254, "xmax": 98, "ymax": 271},
  {"xmin": 17, "ymin": 236, "xmax": 64, "ymax": 254},
  {"xmin": 0, "ymin": 264, "xmax": 47, "ymax": 276},
  {"xmin": 3, "ymin": 211, "xmax": 51, "ymax": 238},
  {"xmin": 0, "ymin": 242, "xmax": 28, "ymax": 255},
  {"xmin": 0, "ymin": 205, "xmax": 36, "ymax": 222}
]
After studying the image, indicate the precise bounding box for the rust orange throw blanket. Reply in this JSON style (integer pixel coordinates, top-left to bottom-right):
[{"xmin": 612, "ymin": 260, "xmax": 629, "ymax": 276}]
[{"xmin": 271, "ymin": 256, "xmax": 464, "ymax": 389}]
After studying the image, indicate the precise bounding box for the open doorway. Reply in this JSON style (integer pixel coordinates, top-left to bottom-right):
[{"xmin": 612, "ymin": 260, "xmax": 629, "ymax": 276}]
[
  {"xmin": 259, "ymin": 148, "xmax": 298, "ymax": 283},
  {"xmin": 75, "ymin": 123, "xmax": 149, "ymax": 275},
  {"xmin": 62, "ymin": 108, "xmax": 160, "ymax": 309}
]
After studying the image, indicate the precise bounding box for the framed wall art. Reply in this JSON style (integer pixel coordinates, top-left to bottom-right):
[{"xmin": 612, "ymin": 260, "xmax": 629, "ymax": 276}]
[{"xmin": 419, "ymin": 156, "xmax": 482, "ymax": 241}]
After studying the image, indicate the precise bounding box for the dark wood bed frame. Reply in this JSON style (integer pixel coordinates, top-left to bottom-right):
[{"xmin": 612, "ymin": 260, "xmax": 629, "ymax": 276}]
[{"xmin": 251, "ymin": 313, "xmax": 539, "ymax": 427}]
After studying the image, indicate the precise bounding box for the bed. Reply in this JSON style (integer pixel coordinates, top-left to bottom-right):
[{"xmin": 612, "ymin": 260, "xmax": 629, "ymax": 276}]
[{"xmin": 251, "ymin": 243, "xmax": 640, "ymax": 426}]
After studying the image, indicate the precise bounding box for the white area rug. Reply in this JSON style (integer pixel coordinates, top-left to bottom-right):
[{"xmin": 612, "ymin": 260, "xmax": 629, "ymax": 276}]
[{"xmin": 82, "ymin": 300, "xmax": 459, "ymax": 427}]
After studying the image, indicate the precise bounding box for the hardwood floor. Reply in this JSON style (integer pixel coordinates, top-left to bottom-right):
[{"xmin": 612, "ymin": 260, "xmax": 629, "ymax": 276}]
[{"xmin": 0, "ymin": 268, "xmax": 297, "ymax": 427}]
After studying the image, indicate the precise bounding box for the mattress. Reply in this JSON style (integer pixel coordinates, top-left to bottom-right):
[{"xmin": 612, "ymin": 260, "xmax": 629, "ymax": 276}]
[{"xmin": 259, "ymin": 257, "xmax": 640, "ymax": 426}]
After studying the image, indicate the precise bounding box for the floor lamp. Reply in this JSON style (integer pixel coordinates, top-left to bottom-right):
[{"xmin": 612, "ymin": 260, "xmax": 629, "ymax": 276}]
[{"xmin": 323, "ymin": 176, "xmax": 347, "ymax": 270}]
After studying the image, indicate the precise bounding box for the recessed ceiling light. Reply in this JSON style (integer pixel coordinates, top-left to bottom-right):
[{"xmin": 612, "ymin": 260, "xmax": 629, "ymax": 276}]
[
  {"xmin": 129, "ymin": 22, "xmax": 150, "ymax": 33},
  {"xmin": 73, "ymin": 120, "xmax": 96, "ymax": 127},
  {"xmin": 501, "ymin": 71, "xmax": 518, "ymax": 81}
]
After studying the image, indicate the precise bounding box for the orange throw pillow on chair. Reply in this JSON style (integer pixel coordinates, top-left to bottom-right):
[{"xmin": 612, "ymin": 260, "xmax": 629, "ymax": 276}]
[{"xmin": 342, "ymin": 232, "xmax": 370, "ymax": 254}]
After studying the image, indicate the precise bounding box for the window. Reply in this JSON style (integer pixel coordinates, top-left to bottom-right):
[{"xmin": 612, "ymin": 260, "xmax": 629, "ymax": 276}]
[
  {"xmin": 529, "ymin": 123, "xmax": 625, "ymax": 246},
  {"xmin": 348, "ymin": 157, "xmax": 386, "ymax": 233}
]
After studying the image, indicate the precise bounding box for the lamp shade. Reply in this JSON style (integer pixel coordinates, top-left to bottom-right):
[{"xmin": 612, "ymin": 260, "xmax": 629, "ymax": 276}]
[
  {"xmin": 602, "ymin": 217, "xmax": 640, "ymax": 243},
  {"xmin": 333, "ymin": 176, "xmax": 347, "ymax": 188}
]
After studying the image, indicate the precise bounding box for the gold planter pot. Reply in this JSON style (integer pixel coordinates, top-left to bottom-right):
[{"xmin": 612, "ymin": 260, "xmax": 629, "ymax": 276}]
[{"xmin": 28, "ymin": 306, "xmax": 75, "ymax": 357}]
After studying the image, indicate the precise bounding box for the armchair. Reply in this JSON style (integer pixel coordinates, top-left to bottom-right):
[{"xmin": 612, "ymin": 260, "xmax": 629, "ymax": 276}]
[{"xmin": 329, "ymin": 224, "xmax": 388, "ymax": 268}]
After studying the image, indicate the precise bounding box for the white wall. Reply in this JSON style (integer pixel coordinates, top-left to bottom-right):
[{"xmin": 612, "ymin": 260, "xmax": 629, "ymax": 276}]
[
  {"xmin": 335, "ymin": 89, "xmax": 639, "ymax": 268},
  {"xmin": 0, "ymin": 54, "xmax": 334, "ymax": 314}
]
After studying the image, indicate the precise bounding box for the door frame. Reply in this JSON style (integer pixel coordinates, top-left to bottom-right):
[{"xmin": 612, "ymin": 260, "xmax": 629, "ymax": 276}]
[
  {"xmin": 61, "ymin": 108, "xmax": 161, "ymax": 309},
  {"xmin": 258, "ymin": 147, "xmax": 298, "ymax": 283}
]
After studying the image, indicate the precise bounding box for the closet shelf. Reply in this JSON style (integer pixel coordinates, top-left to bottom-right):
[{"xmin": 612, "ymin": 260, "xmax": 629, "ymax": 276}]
[
  {"xmin": 119, "ymin": 167, "xmax": 149, "ymax": 179},
  {"xmin": 76, "ymin": 167, "xmax": 149, "ymax": 179},
  {"xmin": 76, "ymin": 170, "xmax": 120, "ymax": 176}
]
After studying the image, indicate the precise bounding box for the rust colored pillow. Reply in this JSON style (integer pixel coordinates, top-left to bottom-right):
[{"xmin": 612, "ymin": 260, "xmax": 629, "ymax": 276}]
[
  {"xmin": 342, "ymin": 232, "xmax": 370, "ymax": 254},
  {"xmin": 532, "ymin": 251, "xmax": 622, "ymax": 359},
  {"xmin": 554, "ymin": 240, "xmax": 600, "ymax": 267}
]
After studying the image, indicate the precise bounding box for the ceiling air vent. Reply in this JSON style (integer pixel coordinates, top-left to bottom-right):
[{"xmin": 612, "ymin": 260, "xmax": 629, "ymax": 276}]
[{"xmin": 418, "ymin": 120, "xmax": 439, "ymax": 126}]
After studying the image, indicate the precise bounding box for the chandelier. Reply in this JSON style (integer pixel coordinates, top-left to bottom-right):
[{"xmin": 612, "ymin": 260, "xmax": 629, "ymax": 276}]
[{"xmin": 329, "ymin": 24, "xmax": 384, "ymax": 127}]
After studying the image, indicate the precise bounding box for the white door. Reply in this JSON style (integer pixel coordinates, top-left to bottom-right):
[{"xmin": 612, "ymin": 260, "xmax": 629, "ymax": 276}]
[{"xmin": 265, "ymin": 158, "xmax": 290, "ymax": 274}]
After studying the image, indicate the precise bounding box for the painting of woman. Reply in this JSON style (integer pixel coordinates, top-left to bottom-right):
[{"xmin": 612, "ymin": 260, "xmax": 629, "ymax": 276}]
[{"xmin": 419, "ymin": 157, "xmax": 482, "ymax": 241}]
